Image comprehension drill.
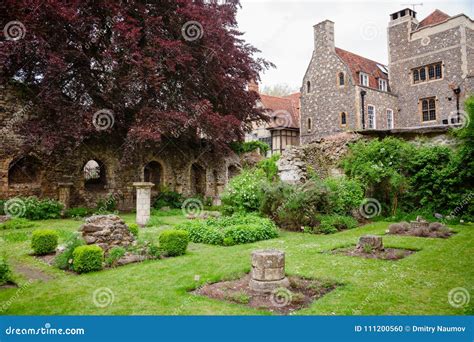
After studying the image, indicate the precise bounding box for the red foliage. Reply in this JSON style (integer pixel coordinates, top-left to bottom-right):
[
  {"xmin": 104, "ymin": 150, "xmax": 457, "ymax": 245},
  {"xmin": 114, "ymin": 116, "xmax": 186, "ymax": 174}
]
[{"xmin": 0, "ymin": 0, "xmax": 271, "ymax": 154}]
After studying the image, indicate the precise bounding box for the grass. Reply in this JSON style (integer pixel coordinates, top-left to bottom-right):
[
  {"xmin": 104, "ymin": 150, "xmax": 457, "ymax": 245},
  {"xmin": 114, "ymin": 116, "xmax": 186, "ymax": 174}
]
[{"xmin": 0, "ymin": 211, "xmax": 473, "ymax": 315}]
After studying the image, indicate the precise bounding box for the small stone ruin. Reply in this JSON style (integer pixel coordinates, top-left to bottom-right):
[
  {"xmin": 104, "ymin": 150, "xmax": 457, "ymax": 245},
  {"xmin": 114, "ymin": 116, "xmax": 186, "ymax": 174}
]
[
  {"xmin": 249, "ymin": 250, "xmax": 289, "ymax": 292},
  {"xmin": 356, "ymin": 235, "xmax": 384, "ymax": 252},
  {"xmin": 410, "ymin": 216, "xmax": 430, "ymax": 230},
  {"xmin": 80, "ymin": 214, "xmax": 135, "ymax": 253}
]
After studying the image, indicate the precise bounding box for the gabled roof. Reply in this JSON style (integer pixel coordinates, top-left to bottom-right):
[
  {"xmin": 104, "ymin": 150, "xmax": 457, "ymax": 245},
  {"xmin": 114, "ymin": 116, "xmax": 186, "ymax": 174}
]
[
  {"xmin": 418, "ymin": 9, "xmax": 450, "ymax": 29},
  {"xmin": 260, "ymin": 92, "xmax": 300, "ymax": 129},
  {"xmin": 335, "ymin": 47, "xmax": 388, "ymax": 89}
]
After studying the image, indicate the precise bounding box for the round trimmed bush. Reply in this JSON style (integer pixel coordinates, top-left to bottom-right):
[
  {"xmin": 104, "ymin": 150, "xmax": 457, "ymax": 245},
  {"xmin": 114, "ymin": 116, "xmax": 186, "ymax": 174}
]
[
  {"xmin": 72, "ymin": 245, "xmax": 104, "ymax": 273},
  {"xmin": 159, "ymin": 230, "xmax": 189, "ymax": 256},
  {"xmin": 31, "ymin": 229, "xmax": 59, "ymax": 255}
]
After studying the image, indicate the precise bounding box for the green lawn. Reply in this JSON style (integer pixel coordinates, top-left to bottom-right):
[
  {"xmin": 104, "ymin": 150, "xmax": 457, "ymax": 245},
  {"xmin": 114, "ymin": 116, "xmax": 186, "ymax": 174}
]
[{"xmin": 0, "ymin": 212, "xmax": 473, "ymax": 315}]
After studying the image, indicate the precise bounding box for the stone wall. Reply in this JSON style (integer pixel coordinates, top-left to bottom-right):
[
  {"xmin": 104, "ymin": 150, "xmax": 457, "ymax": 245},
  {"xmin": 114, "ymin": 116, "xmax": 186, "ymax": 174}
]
[{"xmin": 0, "ymin": 87, "xmax": 241, "ymax": 209}]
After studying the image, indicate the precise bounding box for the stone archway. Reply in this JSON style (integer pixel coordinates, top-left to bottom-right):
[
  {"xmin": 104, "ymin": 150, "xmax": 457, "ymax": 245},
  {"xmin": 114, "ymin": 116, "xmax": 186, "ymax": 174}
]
[
  {"xmin": 83, "ymin": 159, "xmax": 107, "ymax": 191},
  {"xmin": 8, "ymin": 155, "xmax": 42, "ymax": 186},
  {"xmin": 190, "ymin": 163, "xmax": 206, "ymax": 197},
  {"xmin": 143, "ymin": 161, "xmax": 163, "ymax": 191}
]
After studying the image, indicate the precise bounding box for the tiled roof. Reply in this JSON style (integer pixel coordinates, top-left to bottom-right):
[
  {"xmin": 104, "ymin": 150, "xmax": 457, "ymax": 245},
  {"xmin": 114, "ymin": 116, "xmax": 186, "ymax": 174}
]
[
  {"xmin": 418, "ymin": 9, "xmax": 450, "ymax": 29},
  {"xmin": 260, "ymin": 92, "xmax": 300, "ymax": 129},
  {"xmin": 335, "ymin": 47, "xmax": 388, "ymax": 90}
]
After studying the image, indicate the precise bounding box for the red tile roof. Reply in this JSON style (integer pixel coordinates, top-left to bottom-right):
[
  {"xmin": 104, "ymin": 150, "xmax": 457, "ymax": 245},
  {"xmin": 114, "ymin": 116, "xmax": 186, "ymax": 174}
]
[
  {"xmin": 335, "ymin": 47, "xmax": 388, "ymax": 90},
  {"xmin": 260, "ymin": 92, "xmax": 300, "ymax": 129},
  {"xmin": 418, "ymin": 9, "xmax": 450, "ymax": 29}
]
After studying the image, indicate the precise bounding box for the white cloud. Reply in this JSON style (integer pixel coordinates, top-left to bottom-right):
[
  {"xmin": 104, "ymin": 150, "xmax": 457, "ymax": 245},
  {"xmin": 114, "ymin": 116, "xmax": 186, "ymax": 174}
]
[{"xmin": 237, "ymin": 0, "xmax": 473, "ymax": 89}]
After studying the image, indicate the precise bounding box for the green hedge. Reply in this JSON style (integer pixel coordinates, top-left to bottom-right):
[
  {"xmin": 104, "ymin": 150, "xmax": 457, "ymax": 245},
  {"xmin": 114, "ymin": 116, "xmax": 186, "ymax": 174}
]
[
  {"xmin": 2, "ymin": 197, "xmax": 63, "ymax": 220},
  {"xmin": 31, "ymin": 229, "xmax": 59, "ymax": 255},
  {"xmin": 159, "ymin": 230, "xmax": 189, "ymax": 256},
  {"xmin": 72, "ymin": 245, "xmax": 104, "ymax": 273},
  {"xmin": 176, "ymin": 213, "xmax": 279, "ymax": 246}
]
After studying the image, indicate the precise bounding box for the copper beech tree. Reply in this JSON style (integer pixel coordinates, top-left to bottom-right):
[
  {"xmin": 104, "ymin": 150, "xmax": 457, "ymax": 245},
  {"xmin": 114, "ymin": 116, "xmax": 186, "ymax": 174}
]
[{"xmin": 1, "ymin": 0, "xmax": 271, "ymax": 155}]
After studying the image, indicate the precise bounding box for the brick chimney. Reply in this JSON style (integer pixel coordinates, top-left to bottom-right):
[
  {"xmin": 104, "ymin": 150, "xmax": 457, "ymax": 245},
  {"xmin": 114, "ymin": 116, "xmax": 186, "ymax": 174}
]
[{"xmin": 313, "ymin": 20, "xmax": 335, "ymax": 52}]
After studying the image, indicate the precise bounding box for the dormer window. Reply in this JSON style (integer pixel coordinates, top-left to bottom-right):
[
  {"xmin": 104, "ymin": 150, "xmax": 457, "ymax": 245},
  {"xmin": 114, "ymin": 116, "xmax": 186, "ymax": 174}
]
[
  {"xmin": 359, "ymin": 72, "xmax": 369, "ymax": 87},
  {"xmin": 378, "ymin": 79, "xmax": 387, "ymax": 92}
]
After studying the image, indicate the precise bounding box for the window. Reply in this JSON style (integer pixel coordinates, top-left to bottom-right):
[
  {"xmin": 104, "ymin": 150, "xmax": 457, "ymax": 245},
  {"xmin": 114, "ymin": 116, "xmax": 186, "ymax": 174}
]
[
  {"xmin": 307, "ymin": 117, "xmax": 313, "ymax": 132},
  {"xmin": 271, "ymin": 130, "xmax": 299, "ymax": 154},
  {"xmin": 338, "ymin": 72, "xmax": 344, "ymax": 86},
  {"xmin": 421, "ymin": 97, "xmax": 436, "ymax": 122},
  {"xmin": 359, "ymin": 72, "xmax": 369, "ymax": 87},
  {"xmin": 367, "ymin": 105, "xmax": 376, "ymax": 129},
  {"xmin": 340, "ymin": 112, "xmax": 347, "ymax": 126},
  {"xmin": 84, "ymin": 160, "xmax": 107, "ymax": 191},
  {"xmin": 412, "ymin": 62, "xmax": 442, "ymax": 84},
  {"xmin": 386, "ymin": 109, "xmax": 394, "ymax": 129},
  {"xmin": 378, "ymin": 79, "xmax": 387, "ymax": 92},
  {"xmin": 307, "ymin": 81, "xmax": 311, "ymax": 93}
]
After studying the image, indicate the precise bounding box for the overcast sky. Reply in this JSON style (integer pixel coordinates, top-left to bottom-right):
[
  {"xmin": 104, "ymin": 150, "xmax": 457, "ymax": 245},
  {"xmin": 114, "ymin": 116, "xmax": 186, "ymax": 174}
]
[{"xmin": 236, "ymin": 0, "xmax": 474, "ymax": 91}]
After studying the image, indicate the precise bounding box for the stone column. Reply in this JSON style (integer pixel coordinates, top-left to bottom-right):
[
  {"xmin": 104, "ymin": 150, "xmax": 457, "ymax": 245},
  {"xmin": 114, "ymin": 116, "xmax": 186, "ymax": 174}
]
[
  {"xmin": 133, "ymin": 182, "xmax": 154, "ymax": 226},
  {"xmin": 249, "ymin": 250, "xmax": 289, "ymax": 292},
  {"xmin": 57, "ymin": 182, "xmax": 73, "ymax": 210}
]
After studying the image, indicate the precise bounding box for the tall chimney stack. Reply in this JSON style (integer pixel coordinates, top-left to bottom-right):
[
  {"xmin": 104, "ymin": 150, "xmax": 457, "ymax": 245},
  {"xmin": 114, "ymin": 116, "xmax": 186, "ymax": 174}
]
[{"xmin": 313, "ymin": 20, "xmax": 335, "ymax": 52}]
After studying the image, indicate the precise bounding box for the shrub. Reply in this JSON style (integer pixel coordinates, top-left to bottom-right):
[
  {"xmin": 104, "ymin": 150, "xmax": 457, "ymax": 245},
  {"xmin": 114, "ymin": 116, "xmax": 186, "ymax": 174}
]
[
  {"xmin": 23, "ymin": 197, "xmax": 63, "ymax": 220},
  {"xmin": 230, "ymin": 141, "xmax": 269, "ymax": 155},
  {"xmin": 95, "ymin": 193, "xmax": 119, "ymax": 213},
  {"xmin": 0, "ymin": 256, "xmax": 12, "ymax": 286},
  {"xmin": 388, "ymin": 222, "xmax": 409, "ymax": 234},
  {"xmin": 0, "ymin": 218, "xmax": 37, "ymax": 230},
  {"xmin": 276, "ymin": 181, "xmax": 330, "ymax": 230},
  {"xmin": 72, "ymin": 245, "xmax": 104, "ymax": 273},
  {"xmin": 221, "ymin": 169, "xmax": 268, "ymax": 214},
  {"xmin": 64, "ymin": 207, "xmax": 92, "ymax": 218},
  {"xmin": 148, "ymin": 244, "xmax": 164, "ymax": 258},
  {"xmin": 31, "ymin": 229, "xmax": 59, "ymax": 255},
  {"xmin": 177, "ymin": 213, "xmax": 279, "ymax": 246},
  {"xmin": 316, "ymin": 215, "xmax": 358, "ymax": 234},
  {"xmin": 259, "ymin": 181, "xmax": 296, "ymax": 220},
  {"xmin": 152, "ymin": 190, "xmax": 183, "ymax": 209},
  {"xmin": 159, "ymin": 230, "xmax": 189, "ymax": 256},
  {"xmin": 323, "ymin": 176, "xmax": 365, "ymax": 215},
  {"xmin": 54, "ymin": 233, "xmax": 84, "ymax": 270},
  {"xmin": 105, "ymin": 247, "xmax": 126, "ymax": 267},
  {"xmin": 256, "ymin": 154, "xmax": 280, "ymax": 181},
  {"xmin": 128, "ymin": 223, "xmax": 139, "ymax": 237}
]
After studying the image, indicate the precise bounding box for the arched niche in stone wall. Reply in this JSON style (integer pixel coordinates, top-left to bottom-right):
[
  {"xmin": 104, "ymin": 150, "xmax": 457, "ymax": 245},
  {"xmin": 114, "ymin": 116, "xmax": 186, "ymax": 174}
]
[
  {"xmin": 8, "ymin": 155, "xmax": 42, "ymax": 186},
  {"xmin": 143, "ymin": 160, "xmax": 163, "ymax": 191},
  {"xmin": 83, "ymin": 159, "xmax": 107, "ymax": 191},
  {"xmin": 227, "ymin": 164, "xmax": 240, "ymax": 182},
  {"xmin": 190, "ymin": 163, "xmax": 206, "ymax": 197}
]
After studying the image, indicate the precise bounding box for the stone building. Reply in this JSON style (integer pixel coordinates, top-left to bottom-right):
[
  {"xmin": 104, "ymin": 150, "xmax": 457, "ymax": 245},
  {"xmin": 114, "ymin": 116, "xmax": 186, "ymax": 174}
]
[
  {"xmin": 0, "ymin": 86, "xmax": 240, "ymax": 210},
  {"xmin": 301, "ymin": 8, "xmax": 473, "ymax": 143},
  {"xmin": 245, "ymin": 82, "xmax": 301, "ymax": 155}
]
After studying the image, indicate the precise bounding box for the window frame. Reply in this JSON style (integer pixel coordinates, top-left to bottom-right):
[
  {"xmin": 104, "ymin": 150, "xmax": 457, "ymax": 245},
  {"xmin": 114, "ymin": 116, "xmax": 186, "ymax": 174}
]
[
  {"xmin": 420, "ymin": 97, "xmax": 437, "ymax": 122},
  {"xmin": 412, "ymin": 62, "xmax": 443, "ymax": 84},
  {"xmin": 340, "ymin": 112, "xmax": 347, "ymax": 127},
  {"xmin": 338, "ymin": 72, "xmax": 345, "ymax": 86},
  {"xmin": 307, "ymin": 80, "xmax": 311, "ymax": 93},
  {"xmin": 359, "ymin": 72, "xmax": 369, "ymax": 87},
  {"xmin": 307, "ymin": 117, "xmax": 313, "ymax": 133},
  {"xmin": 386, "ymin": 108, "xmax": 394, "ymax": 129},
  {"xmin": 367, "ymin": 105, "xmax": 376, "ymax": 129},
  {"xmin": 378, "ymin": 78, "xmax": 388, "ymax": 92}
]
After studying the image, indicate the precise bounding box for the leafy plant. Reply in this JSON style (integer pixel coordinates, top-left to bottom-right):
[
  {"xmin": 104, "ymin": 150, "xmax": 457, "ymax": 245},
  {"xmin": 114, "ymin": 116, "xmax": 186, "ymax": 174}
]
[
  {"xmin": 5, "ymin": 197, "xmax": 64, "ymax": 220},
  {"xmin": 221, "ymin": 169, "xmax": 268, "ymax": 214},
  {"xmin": 316, "ymin": 215, "xmax": 358, "ymax": 235},
  {"xmin": 128, "ymin": 223, "xmax": 139, "ymax": 237},
  {"xmin": 323, "ymin": 176, "xmax": 364, "ymax": 215},
  {"xmin": 0, "ymin": 256, "xmax": 12, "ymax": 286},
  {"xmin": 159, "ymin": 230, "xmax": 189, "ymax": 257},
  {"xmin": 230, "ymin": 141, "xmax": 270, "ymax": 155},
  {"xmin": 256, "ymin": 154, "xmax": 280, "ymax": 181},
  {"xmin": 54, "ymin": 233, "xmax": 85, "ymax": 270},
  {"xmin": 72, "ymin": 245, "xmax": 104, "ymax": 273},
  {"xmin": 152, "ymin": 190, "xmax": 184, "ymax": 209},
  {"xmin": 105, "ymin": 247, "xmax": 126, "ymax": 267},
  {"xmin": 31, "ymin": 229, "xmax": 59, "ymax": 255},
  {"xmin": 64, "ymin": 207, "xmax": 92, "ymax": 218},
  {"xmin": 176, "ymin": 213, "xmax": 279, "ymax": 246},
  {"xmin": 0, "ymin": 218, "xmax": 37, "ymax": 230}
]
